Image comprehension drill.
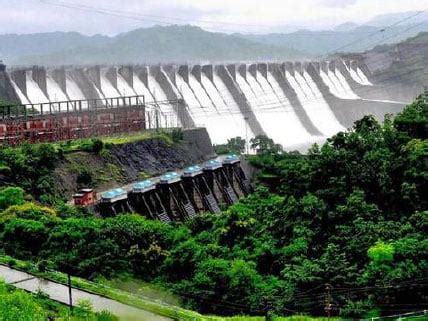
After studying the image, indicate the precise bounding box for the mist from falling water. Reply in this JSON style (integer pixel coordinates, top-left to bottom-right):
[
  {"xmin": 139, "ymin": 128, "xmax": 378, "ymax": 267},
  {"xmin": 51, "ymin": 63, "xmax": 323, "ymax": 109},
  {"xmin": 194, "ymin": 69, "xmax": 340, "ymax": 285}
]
[
  {"xmin": 46, "ymin": 76, "xmax": 69, "ymax": 111},
  {"xmin": 116, "ymin": 73, "xmax": 137, "ymax": 97},
  {"xmin": 10, "ymin": 80, "xmax": 30, "ymax": 105},
  {"xmin": 211, "ymin": 72, "xmax": 252, "ymax": 139},
  {"xmin": 302, "ymin": 71, "xmax": 345, "ymax": 135},
  {"xmin": 199, "ymin": 73, "xmax": 244, "ymax": 142},
  {"xmin": 100, "ymin": 70, "xmax": 121, "ymax": 108},
  {"xmin": 333, "ymin": 70, "xmax": 359, "ymax": 99},
  {"xmin": 181, "ymin": 73, "xmax": 238, "ymax": 144},
  {"xmin": 25, "ymin": 71, "xmax": 50, "ymax": 108},
  {"xmin": 146, "ymin": 73, "xmax": 181, "ymax": 128},
  {"xmin": 357, "ymin": 68, "xmax": 373, "ymax": 86}
]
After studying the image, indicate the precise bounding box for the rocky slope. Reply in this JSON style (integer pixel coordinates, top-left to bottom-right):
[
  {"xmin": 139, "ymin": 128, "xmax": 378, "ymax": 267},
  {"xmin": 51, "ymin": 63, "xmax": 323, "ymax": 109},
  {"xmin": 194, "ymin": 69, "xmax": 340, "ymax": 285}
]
[{"xmin": 53, "ymin": 128, "xmax": 215, "ymax": 200}]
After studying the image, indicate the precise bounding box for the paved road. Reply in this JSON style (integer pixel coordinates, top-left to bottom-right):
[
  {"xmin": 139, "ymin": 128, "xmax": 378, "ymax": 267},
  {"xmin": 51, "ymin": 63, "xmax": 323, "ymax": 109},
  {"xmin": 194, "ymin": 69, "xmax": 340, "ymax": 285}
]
[{"xmin": 0, "ymin": 265, "xmax": 171, "ymax": 321}]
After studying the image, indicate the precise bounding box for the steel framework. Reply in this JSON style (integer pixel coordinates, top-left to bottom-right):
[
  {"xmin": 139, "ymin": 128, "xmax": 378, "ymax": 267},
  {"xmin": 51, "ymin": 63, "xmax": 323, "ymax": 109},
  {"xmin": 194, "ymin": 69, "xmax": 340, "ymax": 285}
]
[{"xmin": 0, "ymin": 96, "xmax": 182, "ymax": 145}]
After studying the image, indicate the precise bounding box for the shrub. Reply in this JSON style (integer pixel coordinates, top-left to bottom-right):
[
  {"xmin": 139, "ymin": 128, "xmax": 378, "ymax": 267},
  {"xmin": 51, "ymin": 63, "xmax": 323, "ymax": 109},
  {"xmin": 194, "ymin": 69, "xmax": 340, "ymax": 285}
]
[
  {"xmin": 0, "ymin": 186, "xmax": 26, "ymax": 211},
  {"xmin": 0, "ymin": 202, "xmax": 57, "ymax": 222},
  {"xmin": 91, "ymin": 139, "xmax": 104, "ymax": 154}
]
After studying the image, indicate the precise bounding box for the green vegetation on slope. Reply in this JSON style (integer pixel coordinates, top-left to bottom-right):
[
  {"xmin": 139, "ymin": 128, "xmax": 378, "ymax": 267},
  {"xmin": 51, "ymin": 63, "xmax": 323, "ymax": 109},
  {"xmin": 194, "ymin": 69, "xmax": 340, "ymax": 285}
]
[
  {"xmin": 0, "ymin": 129, "xmax": 182, "ymax": 204},
  {"xmin": 0, "ymin": 95, "xmax": 426, "ymax": 319}
]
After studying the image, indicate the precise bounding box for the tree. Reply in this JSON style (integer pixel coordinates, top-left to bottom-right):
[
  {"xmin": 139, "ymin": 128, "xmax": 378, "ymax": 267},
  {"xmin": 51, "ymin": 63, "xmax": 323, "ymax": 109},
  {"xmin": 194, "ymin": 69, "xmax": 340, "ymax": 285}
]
[
  {"xmin": 250, "ymin": 135, "xmax": 283, "ymax": 155},
  {"xmin": 0, "ymin": 186, "xmax": 25, "ymax": 211},
  {"xmin": 227, "ymin": 137, "xmax": 246, "ymax": 154}
]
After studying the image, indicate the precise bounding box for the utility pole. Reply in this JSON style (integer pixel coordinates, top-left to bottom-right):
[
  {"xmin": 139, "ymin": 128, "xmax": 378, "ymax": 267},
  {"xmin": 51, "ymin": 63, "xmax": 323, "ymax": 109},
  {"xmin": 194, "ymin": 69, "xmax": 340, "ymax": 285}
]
[
  {"xmin": 324, "ymin": 283, "xmax": 333, "ymax": 319},
  {"xmin": 67, "ymin": 273, "xmax": 73, "ymax": 315},
  {"xmin": 244, "ymin": 116, "xmax": 249, "ymax": 155}
]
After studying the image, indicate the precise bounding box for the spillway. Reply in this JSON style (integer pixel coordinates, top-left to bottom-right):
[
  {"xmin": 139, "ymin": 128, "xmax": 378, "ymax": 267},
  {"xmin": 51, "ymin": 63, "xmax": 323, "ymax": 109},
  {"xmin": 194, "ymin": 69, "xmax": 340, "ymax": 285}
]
[
  {"xmin": 146, "ymin": 71, "xmax": 181, "ymax": 128},
  {"xmin": 199, "ymin": 73, "xmax": 245, "ymax": 142},
  {"xmin": 356, "ymin": 68, "xmax": 373, "ymax": 86},
  {"xmin": 66, "ymin": 75, "xmax": 86, "ymax": 101},
  {"xmin": 2, "ymin": 60, "xmax": 404, "ymax": 152},
  {"xmin": 10, "ymin": 80, "xmax": 30, "ymax": 105},
  {"xmin": 100, "ymin": 69, "xmax": 121, "ymax": 104},
  {"xmin": 117, "ymin": 73, "xmax": 137, "ymax": 97},
  {"xmin": 25, "ymin": 70, "xmax": 50, "ymax": 106},
  {"xmin": 334, "ymin": 70, "xmax": 359, "ymax": 99},
  {"xmin": 211, "ymin": 72, "xmax": 253, "ymax": 139},
  {"xmin": 301, "ymin": 71, "xmax": 345, "ymax": 136},
  {"xmin": 239, "ymin": 68, "xmax": 314, "ymax": 148}
]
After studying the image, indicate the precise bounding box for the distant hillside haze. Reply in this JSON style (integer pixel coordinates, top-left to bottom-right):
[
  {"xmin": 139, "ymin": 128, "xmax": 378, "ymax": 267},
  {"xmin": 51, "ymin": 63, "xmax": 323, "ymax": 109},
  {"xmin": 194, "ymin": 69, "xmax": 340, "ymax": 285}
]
[
  {"xmin": 2, "ymin": 26, "xmax": 304, "ymax": 66},
  {"xmin": 0, "ymin": 10, "xmax": 427, "ymax": 66}
]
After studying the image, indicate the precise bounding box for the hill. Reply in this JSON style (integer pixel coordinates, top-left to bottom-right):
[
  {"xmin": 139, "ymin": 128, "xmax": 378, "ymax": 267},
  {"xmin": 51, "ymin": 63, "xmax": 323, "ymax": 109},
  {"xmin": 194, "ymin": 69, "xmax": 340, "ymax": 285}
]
[
  {"xmin": 238, "ymin": 22, "xmax": 428, "ymax": 56},
  {"xmin": 3, "ymin": 25, "xmax": 304, "ymax": 66},
  {"xmin": 360, "ymin": 32, "xmax": 428, "ymax": 101}
]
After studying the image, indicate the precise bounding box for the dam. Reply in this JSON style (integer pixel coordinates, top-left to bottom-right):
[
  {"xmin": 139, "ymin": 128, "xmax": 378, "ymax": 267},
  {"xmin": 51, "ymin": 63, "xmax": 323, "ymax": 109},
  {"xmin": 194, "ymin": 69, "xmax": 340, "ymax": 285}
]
[{"xmin": 0, "ymin": 60, "xmax": 406, "ymax": 150}]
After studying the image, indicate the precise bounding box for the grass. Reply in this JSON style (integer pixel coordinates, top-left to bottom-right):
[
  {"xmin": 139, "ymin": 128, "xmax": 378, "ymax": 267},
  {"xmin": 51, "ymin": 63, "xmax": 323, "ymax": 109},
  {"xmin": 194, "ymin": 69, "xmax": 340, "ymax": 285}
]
[
  {"xmin": 52, "ymin": 130, "xmax": 175, "ymax": 154},
  {"xmin": 101, "ymin": 130, "xmax": 174, "ymax": 146}
]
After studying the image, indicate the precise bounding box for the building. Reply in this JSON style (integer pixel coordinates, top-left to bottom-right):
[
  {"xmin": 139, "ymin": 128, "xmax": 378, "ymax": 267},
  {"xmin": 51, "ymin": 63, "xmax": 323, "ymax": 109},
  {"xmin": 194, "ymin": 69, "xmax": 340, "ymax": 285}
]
[{"xmin": 73, "ymin": 188, "xmax": 97, "ymax": 206}]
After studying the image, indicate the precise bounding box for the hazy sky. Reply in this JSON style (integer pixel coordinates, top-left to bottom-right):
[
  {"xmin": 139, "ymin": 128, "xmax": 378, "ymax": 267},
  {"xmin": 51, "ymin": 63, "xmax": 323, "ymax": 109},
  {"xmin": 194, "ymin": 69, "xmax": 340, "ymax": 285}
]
[{"xmin": 1, "ymin": 0, "xmax": 428, "ymax": 35}]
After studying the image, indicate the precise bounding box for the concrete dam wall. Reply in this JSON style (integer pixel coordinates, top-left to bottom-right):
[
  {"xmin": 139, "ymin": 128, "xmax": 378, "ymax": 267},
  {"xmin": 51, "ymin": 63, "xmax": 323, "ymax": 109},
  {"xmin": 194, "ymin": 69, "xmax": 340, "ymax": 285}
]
[{"xmin": 1, "ymin": 60, "xmax": 405, "ymax": 151}]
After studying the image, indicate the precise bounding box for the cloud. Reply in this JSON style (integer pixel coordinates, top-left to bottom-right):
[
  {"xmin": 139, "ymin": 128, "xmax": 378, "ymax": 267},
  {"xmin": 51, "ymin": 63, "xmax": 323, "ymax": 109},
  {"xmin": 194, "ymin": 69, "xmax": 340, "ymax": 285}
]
[
  {"xmin": 1, "ymin": 0, "xmax": 428, "ymax": 35},
  {"xmin": 319, "ymin": 0, "xmax": 358, "ymax": 8}
]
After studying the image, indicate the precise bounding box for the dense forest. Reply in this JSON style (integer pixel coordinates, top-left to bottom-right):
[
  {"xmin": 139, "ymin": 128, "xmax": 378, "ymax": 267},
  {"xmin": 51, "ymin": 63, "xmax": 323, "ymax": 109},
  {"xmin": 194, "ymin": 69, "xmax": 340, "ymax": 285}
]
[{"xmin": 0, "ymin": 94, "xmax": 426, "ymax": 319}]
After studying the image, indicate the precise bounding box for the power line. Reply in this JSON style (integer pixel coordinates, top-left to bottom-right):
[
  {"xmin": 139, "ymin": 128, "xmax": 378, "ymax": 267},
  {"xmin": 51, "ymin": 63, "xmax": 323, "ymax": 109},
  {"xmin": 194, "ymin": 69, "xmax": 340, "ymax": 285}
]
[{"xmin": 317, "ymin": 9, "xmax": 427, "ymax": 58}]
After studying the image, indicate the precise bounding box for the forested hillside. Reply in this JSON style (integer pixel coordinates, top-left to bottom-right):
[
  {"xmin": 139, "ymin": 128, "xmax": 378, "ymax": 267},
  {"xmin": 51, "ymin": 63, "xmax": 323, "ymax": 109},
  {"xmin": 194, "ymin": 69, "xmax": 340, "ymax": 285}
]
[{"xmin": 0, "ymin": 94, "xmax": 426, "ymax": 319}]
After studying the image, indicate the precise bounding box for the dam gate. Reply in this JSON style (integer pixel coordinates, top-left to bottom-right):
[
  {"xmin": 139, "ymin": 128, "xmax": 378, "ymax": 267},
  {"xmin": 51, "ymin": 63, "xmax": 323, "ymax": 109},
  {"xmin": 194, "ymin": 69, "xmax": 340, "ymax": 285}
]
[{"xmin": 96, "ymin": 155, "xmax": 251, "ymax": 222}]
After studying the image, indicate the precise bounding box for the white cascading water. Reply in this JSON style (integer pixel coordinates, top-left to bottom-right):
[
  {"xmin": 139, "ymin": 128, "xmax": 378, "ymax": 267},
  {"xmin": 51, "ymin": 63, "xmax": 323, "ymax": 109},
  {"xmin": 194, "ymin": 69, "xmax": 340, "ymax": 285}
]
[
  {"xmin": 132, "ymin": 74, "xmax": 155, "ymax": 103},
  {"xmin": 187, "ymin": 74, "xmax": 239, "ymax": 144},
  {"xmin": 286, "ymin": 71, "xmax": 318, "ymax": 109},
  {"xmin": 333, "ymin": 69, "xmax": 359, "ymax": 99},
  {"xmin": 65, "ymin": 75, "xmax": 90, "ymax": 110},
  {"xmin": 46, "ymin": 76, "xmax": 69, "ymax": 112},
  {"xmin": 347, "ymin": 64, "xmax": 371, "ymax": 86},
  {"xmin": 320, "ymin": 70, "xmax": 341, "ymax": 98},
  {"xmin": 116, "ymin": 73, "xmax": 137, "ymax": 97},
  {"xmin": 320, "ymin": 70, "xmax": 352, "ymax": 99},
  {"xmin": 146, "ymin": 72, "xmax": 181, "ymax": 128},
  {"xmin": 46, "ymin": 76, "xmax": 68, "ymax": 102},
  {"xmin": 66, "ymin": 76, "xmax": 85, "ymax": 101},
  {"xmin": 199, "ymin": 73, "xmax": 245, "ymax": 141},
  {"xmin": 175, "ymin": 74, "xmax": 205, "ymax": 124},
  {"xmin": 331, "ymin": 69, "xmax": 359, "ymax": 99},
  {"xmin": 235, "ymin": 71, "xmax": 270, "ymax": 139},
  {"xmin": 356, "ymin": 68, "xmax": 373, "ymax": 86},
  {"xmin": 25, "ymin": 71, "xmax": 50, "ymax": 111},
  {"xmin": 211, "ymin": 72, "xmax": 253, "ymax": 139},
  {"xmin": 301, "ymin": 71, "xmax": 345, "ymax": 135},
  {"xmin": 177, "ymin": 73, "xmax": 231, "ymax": 144},
  {"xmin": 328, "ymin": 70, "xmax": 353, "ymax": 99},
  {"xmin": 10, "ymin": 80, "xmax": 30, "ymax": 105},
  {"xmin": 100, "ymin": 69, "xmax": 121, "ymax": 106},
  {"xmin": 132, "ymin": 74, "xmax": 160, "ymax": 129},
  {"xmin": 243, "ymin": 70, "xmax": 314, "ymax": 149}
]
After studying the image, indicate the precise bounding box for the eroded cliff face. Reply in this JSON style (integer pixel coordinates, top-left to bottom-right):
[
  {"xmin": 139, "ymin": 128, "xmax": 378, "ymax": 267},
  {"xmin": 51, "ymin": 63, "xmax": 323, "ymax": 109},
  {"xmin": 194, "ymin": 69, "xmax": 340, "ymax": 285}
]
[{"xmin": 53, "ymin": 128, "xmax": 215, "ymax": 200}]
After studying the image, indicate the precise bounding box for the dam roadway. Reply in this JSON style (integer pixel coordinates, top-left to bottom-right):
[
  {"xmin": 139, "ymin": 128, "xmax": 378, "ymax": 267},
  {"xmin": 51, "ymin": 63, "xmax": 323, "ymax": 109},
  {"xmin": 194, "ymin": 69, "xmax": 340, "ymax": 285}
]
[{"xmin": 0, "ymin": 264, "xmax": 172, "ymax": 321}]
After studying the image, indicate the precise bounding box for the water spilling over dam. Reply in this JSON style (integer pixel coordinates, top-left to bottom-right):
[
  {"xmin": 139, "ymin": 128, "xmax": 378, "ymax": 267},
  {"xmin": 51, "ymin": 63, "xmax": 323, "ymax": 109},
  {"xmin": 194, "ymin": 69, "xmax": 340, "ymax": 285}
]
[{"xmin": 1, "ymin": 60, "xmax": 405, "ymax": 150}]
